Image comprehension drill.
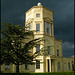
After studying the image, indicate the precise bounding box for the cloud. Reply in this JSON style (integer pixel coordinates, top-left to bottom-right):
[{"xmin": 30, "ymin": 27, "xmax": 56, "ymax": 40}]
[
  {"xmin": 62, "ymin": 42, "xmax": 74, "ymax": 57},
  {"xmin": 62, "ymin": 42, "xmax": 74, "ymax": 49}
]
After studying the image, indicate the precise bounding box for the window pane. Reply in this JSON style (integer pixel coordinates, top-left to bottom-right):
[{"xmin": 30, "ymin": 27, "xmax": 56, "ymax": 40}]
[
  {"xmin": 57, "ymin": 49, "xmax": 59, "ymax": 57},
  {"xmin": 44, "ymin": 21, "xmax": 45, "ymax": 32},
  {"xmin": 58, "ymin": 62, "xmax": 60, "ymax": 70},
  {"xmin": 68, "ymin": 63, "xmax": 70, "ymax": 70},
  {"xmin": 25, "ymin": 63, "xmax": 29, "ymax": 69},
  {"xmin": 5, "ymin": 65, "xmax": 10, "ymax": 69},
  {"xmin": 51, "ymin": 23, "xmax": 52, "ymax": 35},
  {"xmin": 36, "ymin": 14, "xmax": 40, "ymax": 17},
  {"xmin": 36, "ymin": 60, "xmax": 40, "ymax": 69},
  {"xmin": 36, "ymin": 45, "xmax": 40, "ymax": 54},
  {"xmin": 36, "ymin": 24, "xmax": 40, "ymax": 32},
  {"xmin": 47, "ymin": 22, "xmax": 50, "ymax": 33},
  {"xmin": 48, "ymin": 46, "xmax": 50, "ymax": 54}
]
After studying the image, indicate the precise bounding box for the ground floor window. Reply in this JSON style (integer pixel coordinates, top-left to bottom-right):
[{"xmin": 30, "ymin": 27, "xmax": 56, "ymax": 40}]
[
  {"xmin": 57, "ymin": 49, "xmax": 59, "ymax": 57},
  {"xmin": 36, "ymin": 60, "xmax": 40, "ymax": 69},
  {"xmin": 25, "ymin": 63, "xmax": 29, "ymax": 69},
  {"xmin": 68, "ymin": 62, "xmax": 70, "ymax": 70},
  {"xmin": 5, "ymin": 64, "xmax": 10, "ymax": 69},
  {"xmin": 58, "ymin": 62, "xmax": 60, "ymax": 70}
]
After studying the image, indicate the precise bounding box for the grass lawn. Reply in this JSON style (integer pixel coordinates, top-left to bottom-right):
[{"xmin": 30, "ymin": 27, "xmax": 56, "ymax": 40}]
[{"xmin": 1, "ymin": 71, "xmax": 74, "ymax": 75}]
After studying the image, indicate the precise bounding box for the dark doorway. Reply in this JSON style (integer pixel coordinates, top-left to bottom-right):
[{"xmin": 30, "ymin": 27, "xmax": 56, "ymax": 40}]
[
  {"xmin": 47, "ymin": 59, "xmax": 49, "ymax": 72},
  {"xmin": 72, "ymin": 64, "xmax": 74, "ymax": 71}
]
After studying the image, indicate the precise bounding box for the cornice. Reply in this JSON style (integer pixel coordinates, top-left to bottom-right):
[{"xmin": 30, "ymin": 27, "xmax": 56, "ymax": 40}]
[{"xmin": 25, "ymin": 6, "xmax": 53, "ymax": 14}]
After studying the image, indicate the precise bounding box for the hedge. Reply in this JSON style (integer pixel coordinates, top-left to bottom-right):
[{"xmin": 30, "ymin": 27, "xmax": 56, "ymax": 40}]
[{"xmin": 1, "ymin": 71, "xmax": 74, "ymax": 75}]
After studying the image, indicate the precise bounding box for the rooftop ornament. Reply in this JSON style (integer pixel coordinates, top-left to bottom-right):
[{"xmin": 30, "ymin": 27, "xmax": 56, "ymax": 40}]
[{"xmin": 37, "ymin": 2, "xmax": 42, "ymax": 6}]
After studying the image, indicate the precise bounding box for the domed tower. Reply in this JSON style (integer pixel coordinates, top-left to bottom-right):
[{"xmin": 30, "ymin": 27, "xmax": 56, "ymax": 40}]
[{"xmin": 25, "ymin": 3, "xmax": 54, "ymax": 37}]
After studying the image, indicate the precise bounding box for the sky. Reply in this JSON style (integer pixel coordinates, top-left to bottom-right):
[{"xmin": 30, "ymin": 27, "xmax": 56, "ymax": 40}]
[{"xmin": 1, "ymin": 0, "xmax": 74, "ymax": 57}]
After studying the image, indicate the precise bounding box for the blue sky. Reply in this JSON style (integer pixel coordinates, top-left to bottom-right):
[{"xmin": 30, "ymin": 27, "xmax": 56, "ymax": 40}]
[{"xmin": 1, "ymin": 0, "xmax": 74, "ymax": 57}]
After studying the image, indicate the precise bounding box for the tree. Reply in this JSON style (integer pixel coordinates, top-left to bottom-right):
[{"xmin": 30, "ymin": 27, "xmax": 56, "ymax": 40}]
[{"xmin": 1, "ymin": 23, "xmax": 44, "ymax": 72}]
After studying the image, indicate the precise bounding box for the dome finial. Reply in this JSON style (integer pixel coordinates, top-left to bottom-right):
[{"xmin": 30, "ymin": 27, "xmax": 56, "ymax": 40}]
[{"xmin": 37, "ymin": 2, "xmax": 42, "ymax": 6}]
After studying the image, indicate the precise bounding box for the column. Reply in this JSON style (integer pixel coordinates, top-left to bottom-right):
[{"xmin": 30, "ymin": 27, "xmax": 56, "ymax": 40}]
[
  {"xmin": 46, "ymin": 59, "xmax": 47, "ymax": 72},
  {"xmin": 50, "ymin": 59, "xmax": 52, "ymax": 72},
  {"xmin": 13, "ymin": 64, "xmax": 14, "ymax": 72}
]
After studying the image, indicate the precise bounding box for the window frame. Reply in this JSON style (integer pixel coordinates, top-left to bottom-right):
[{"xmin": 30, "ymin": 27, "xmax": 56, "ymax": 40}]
[
  {"xmin": 47, "ymin": 22, "xmax": 50, "ymax": 34},
  {"xmin": 68, "ymin": 62, "xmax": 70, "ymax": 70},
  {"xmin": 36, "ymin": 23, "xmax": 40, "ymax": 32},
  {"xmin": 48, "ymin": 46, "xmax": 50, "ymax": 54},
  {"xmin": 58, "ymin": 62, "xmax": 60, "ymax": 70},
  {"xmin": 44, "ymin": 21, "xmax": 46, "ymax": 32},
  {"xmin": 36, "ymin": 14, "xmax": 40, "ymax": 17},
  {"xmin": 25, "ymin": 63, "xmax": 29, "ymax": 70},
  {"xmin": 36, "ymin": 60, "xmax": 40, "ymax": 69},
  {"xmin": 5, "ymin": 64, "xmax": 10, "ymax": 69},
  {"xmin": 36, "ymin": 45, "xmax": 40, "ymax": 54},
  {"xmin": 57, "ymin": 49, "xmax": 59, "ymax": 57},
  {"xmin": 51, "ymin": 23, "xmax": 52, "ymax": 35}
]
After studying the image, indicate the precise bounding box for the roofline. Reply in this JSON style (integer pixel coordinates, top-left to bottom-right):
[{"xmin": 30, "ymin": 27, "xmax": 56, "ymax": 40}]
[{"xmin": 25, "ymin": 6, "xmax": 54, "ymax": 14}]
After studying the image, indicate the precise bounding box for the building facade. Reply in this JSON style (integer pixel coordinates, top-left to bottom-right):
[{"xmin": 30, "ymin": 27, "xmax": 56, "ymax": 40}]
[{"xmin": 1, "ymin": 3, "xmax": 74, "ymax": 73}]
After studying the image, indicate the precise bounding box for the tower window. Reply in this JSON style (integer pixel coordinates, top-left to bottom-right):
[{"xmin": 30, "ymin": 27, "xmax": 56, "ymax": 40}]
[
  {"xmin": 25, "ymin": 63, "xmax": 29, "ymax": 69},
  {"xmin": 36, "ymin": 14, "xmax": 40, "ymax": 17},
  {"xmin": 48, "ymin": 46, "xmax": 50, "ymax": 54},
  {"xmin": 47, "ymin": 22, "xmax": 50, "ymax": 33},
  {"xmin": 36, "ymin": 24, "xmax": 40, "ymax": 32},
  {"xmin": 51, "ymin": 23, "xmax": 52, "ymax": 35},
  {"xmin": 36, "ymin": 45, "xmax": 40, "ymax": 54},
  {"xmin": 36, "ymin": 60, "xmax": 40, "ymax": 69},
  {"xmin": 44, "ymin": 21, "xmax": 46, "ymax": 32},
  {"xmin": 57, "ymin": 49, "xmax": 59, "ymax": 57}
]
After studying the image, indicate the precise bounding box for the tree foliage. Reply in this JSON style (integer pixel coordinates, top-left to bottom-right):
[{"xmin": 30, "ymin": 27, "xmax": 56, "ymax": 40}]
[{"xmin": 1, "ymin": 23, "xmax": 44, "ymax": 72}]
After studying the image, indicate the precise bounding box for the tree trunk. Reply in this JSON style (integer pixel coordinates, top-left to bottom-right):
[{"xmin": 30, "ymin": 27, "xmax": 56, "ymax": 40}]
[{"xmin": 16, "ymin": 62, "xmax": 19, "ymax": 73}]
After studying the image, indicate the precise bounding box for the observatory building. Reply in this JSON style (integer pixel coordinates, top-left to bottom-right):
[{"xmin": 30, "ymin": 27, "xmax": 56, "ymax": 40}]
[{"xmin": 1, "ymin": 3, "xmax": 74, "ymax": 72}]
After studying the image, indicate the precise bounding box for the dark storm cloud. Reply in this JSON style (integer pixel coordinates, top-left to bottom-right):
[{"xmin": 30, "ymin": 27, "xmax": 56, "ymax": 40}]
[{"xmin": 1, "ymin": 0, "xmax": 74, "ymax": 57}]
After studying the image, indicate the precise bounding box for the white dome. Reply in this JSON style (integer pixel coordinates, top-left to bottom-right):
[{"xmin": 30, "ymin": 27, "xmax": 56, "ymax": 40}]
[{"xmin": 37, "ymin": 2, "xmax": 42, "ymax": 6}]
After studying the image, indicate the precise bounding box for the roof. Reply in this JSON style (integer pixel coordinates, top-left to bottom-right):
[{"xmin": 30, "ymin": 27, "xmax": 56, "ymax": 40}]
[{"xmin": 25, "ymin": 4, "xmax": 53, "ymax": 14}]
